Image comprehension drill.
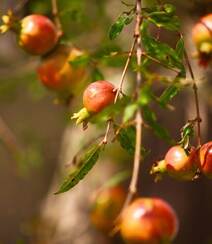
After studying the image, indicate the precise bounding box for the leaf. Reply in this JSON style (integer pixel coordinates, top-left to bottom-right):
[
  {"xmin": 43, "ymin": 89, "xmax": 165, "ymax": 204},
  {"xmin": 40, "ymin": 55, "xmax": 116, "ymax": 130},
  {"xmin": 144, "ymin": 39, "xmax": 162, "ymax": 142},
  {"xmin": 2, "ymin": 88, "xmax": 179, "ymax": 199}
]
[
  {"xmin": 109, "ymin": 12, "xmax": 134, "ymax": 40},
  {"xmin": 164, "ymin": 4, "xmax": 176, "ymax": 15},
  {"xmin": 123, "ymin": 103, "xmax": 138, "ymax": 123},
  {"xmin": 178, "ymin": 123, "xmax": 194, "ymax": 149},
  {"xmin": 147, "ymin": 11, "xmax": 180, "ymax": 31},
  {"xmin": 69, "ymin": 54, "xmax": 90, "ymax": 68},
  {"xmin": 116, "ymin": 126, "xmax": 148, "ymax": 156},
  {"xmin": 90, "ymin": 96, "xmax": 130, "ymax": 123},
  {"xmin": 159, "ymin": 83, "xmax": 181, "ymax": 107},
  {"xmin": 176, "ymin": 37, "xmax": 185, "ymax": 60},
  {"xmin": 142, "ymin": 106, "xmax": 172, "ymax": 143},
  {"xmin": 55, "ymin": 144, "xmax": 102, "ymax": 194},
  {"xmin": 141, "ymin": 22, "xmax": 185, "ymax": 75},
  {"xmin": 138, "ymin": 84, "xmax": 153, "ymax": 106},
  {"xmin": 91, "ymin": 67, "xmax": 105, "ymax": 80}
]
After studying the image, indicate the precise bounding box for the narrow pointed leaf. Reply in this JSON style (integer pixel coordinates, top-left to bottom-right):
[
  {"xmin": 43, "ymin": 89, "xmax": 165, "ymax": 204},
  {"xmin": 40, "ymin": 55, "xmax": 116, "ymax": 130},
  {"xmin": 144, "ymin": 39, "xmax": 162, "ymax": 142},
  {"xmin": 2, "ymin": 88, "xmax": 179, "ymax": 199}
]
[
  {"xmin": 109, "ymin": 13, "xmax": 134, "ymax": 40},
  {"xmin": 55, "ymin": 144, "xmax": 102, "ymax": 194}
]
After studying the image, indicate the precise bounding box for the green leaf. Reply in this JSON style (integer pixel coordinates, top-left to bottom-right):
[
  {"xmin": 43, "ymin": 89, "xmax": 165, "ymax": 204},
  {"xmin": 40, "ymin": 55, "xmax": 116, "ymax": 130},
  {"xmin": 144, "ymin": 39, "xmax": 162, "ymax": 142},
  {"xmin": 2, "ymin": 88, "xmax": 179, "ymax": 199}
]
[
  {"xmin": 142, "ymin": 106, "xmax": 172, "ymax": 143},
  {"xmin": 55, "ymin": 144, "xmax": 102, "ymax": 194},
  {"xmin": 90, "ymin": 96, "xmax": 130, "ymax": 123},
  {"xmin": 179, "ymin": 123, "xmax": 194, "ymax": 149},
  {"xmin": 159, "ymin": 83, "xmax": 181, "ymax": 107},
  {"xmin": 164, "ymin": 4, "xmax": 176, "ymax": 15},
  {"xmin": 138, "ymin": 85, "xmax": 153, "ymax": 106},
  {"xmin": 116, "ymin": 126, "xmax": 136, "ymax": 155},
  {"xmin": 147, "ymin": 11, "xmax": 180, "ymax": 31},
  {"xmin": 109, "ymin": 12, "xmax": 134, "ymax": 40},
  {"xmin": 123, "ymin": 103, "xmax": 138, "ymax": 123},
  {"xmin": 141, "ymin": 23, "xmax": 185, "ymax": 75},
  {"xmin": 69, "ymin": 54, "xmax": 90, "ymax": 68},
  {"xmin": 91, "ymin": 67, "xmax": 105, "ymax": 80},
  {"xmin": 116, "ymin": 126, "xmax": 148, "ymax": 156},
  {"xmin": 176, "ymin": 37, "xmax": 185, "ymax": 60}
]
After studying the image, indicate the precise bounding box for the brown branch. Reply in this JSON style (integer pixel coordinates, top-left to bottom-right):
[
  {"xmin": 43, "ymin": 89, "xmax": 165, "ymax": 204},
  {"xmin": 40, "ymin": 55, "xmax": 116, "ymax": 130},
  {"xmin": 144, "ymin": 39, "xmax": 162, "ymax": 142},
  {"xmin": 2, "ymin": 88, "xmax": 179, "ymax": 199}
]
[
  {"xmin": 114, "ymin": 38, "xmax": 137, "ymax": 103},
  {"xmin": 100, "ymin": 36, "xmax": 137, "ymax": 145},
  {"xmin": 112, "ymin": 1, "xmax": 144, "ymax": 229},
  {"xmin": 102, "ymin": 120, "xmax": 113, "ymax": 144},
  {"xmin": 183, "ymin": 46, "xmax": 202, "ymax": 147},
  {"xmin": 51, "ymin": 0, "xmax": 63, "ymax": 37},
  {"xmin": 125, "ymin": 0, "xmax": 143, "ymax": 204}
]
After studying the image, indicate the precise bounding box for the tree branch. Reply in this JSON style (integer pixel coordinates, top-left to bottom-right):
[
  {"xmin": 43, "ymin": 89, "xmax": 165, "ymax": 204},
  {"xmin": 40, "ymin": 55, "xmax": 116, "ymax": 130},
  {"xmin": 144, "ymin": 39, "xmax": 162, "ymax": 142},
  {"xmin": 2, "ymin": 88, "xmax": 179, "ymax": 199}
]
[
  {"xmin": 183, "ymin": 47, "xmax": 202, "ymax": 147},
  {"xmin": 119, "ymin": 0, "xmax": 143, "ymax": 211},
  {"xmin": 51, "ymin": 0, "xmax": 63, "ymax": 37},
  {"xmin": 101, "ymin": 36, "xmax": 137, "ymax": 145},
  {"xmin": 127, "ymin": 0, "xmax": 143, "ymax": 202}
]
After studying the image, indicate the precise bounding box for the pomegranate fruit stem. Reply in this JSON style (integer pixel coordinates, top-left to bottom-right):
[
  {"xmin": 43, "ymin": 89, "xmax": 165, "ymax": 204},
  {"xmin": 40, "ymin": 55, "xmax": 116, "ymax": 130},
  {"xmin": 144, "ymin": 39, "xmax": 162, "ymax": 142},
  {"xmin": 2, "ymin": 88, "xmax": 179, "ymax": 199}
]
[{"xmin": 183, "ymin": 45, "xmax": 202, "ymax": 147}]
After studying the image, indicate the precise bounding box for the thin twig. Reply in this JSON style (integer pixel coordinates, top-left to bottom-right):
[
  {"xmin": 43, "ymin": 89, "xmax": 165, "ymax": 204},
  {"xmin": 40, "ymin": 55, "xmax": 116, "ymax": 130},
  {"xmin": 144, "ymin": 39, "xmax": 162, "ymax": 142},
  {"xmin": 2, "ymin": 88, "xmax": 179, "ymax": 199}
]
[
  {"xmin": 183, "ymin": 47, "xmax": 202, "ymax": 147},
  {"xmin": 101, "ymin": 36, "xmax": 137, "ymax": 145},
  {"xmin": 102, "ymin": 120, "xmax": 112, "ymax": 144},
  {"xmin": 51, "ymin": 0, "xmax": 63, "ymax": 37},
  {"xmin": 142, "ymin": 52, "xmax": 179, "ymax": 73},
  {"xmin": 112, "ymin": 0, "xmax": 144, "ymax": 228},
  {"xmin": 125, "ymin": 0, "xmax": 143, "ymax": 204},
  {"xmin": 114, "ymin": 38, "xmax": 137, "ymax": 103}
]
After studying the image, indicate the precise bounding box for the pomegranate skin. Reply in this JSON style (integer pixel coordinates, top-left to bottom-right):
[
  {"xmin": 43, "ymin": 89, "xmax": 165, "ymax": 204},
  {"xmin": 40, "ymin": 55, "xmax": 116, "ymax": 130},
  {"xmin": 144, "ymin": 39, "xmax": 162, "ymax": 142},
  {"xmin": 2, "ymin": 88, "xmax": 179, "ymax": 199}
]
[
  {"xmin": 120, "ymin": 198, "xmax": 178, "ymax": 244},
  {"xmin": 164, "ymin": 146, "xmax": 198, "ymax": 180},
  {"xmin": 83, "ymin": 81, "xmax": 116, "ymax": 113},
  {"xmin": 199, "ymin": 141, "xmax": 212, "ymax": 178},
  {"xmin": 192, "ymin": 14, "xmax": 212, "ymax": 51},
  {"xmin": 90, "ymin": 186, "xmax": 126, "ymax": 233},
  {"xmin": 19, "ymin": 15, "xmax": 58, "ymax": 55},
  {"xmin": 37, "ymin": 45, "xmax": 87, "ymax": 94}
]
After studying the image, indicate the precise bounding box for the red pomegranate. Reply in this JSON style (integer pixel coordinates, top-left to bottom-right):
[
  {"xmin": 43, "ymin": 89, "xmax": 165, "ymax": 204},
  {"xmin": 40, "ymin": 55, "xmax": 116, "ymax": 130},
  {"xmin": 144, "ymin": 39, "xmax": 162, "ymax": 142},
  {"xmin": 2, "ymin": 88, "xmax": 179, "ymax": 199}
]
[
  {"xmin": 37, "ymin": 45, "xmax": 88, "ymax": 94},
  {"xmin": 192, "ymin": 14, "xmax": 212, "ymax": 67},
  {"xmin": 199, "ymin": 141, "xmax": 212, "ymax": 178},
  {"xmin": 83, "ymin": 80, "xmax": 116, "ymax": 113},
  {"xmin": 19, "ymin": 15, "xmax": 58, "ymax": 55},
  {"xmin": 90, "ymin": 186, "xmax": 126, "ymax": 233},
  {"xmin": 120, "ymin": 198, "xmax": 178, "ymax": 244},
  {"xmin": 151, "ymin": 146, "xmax": 198, "ymax": 180}
]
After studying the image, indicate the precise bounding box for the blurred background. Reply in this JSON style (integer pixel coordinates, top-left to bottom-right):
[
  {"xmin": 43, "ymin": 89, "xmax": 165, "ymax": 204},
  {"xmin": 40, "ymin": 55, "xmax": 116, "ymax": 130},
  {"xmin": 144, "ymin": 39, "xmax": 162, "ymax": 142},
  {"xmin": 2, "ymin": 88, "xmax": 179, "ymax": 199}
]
[{"xmin": 0, "ymin": 0, "xmax": 211, "ymax": 243}]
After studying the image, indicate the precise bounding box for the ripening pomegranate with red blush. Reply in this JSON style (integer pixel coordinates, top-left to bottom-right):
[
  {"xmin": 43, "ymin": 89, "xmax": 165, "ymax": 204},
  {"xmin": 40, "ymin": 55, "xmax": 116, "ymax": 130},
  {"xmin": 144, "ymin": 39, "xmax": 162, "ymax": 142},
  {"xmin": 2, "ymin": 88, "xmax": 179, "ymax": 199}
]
[
  {"xmin": 192, "ymin": 14, "xmax": 212, "ymax": 67},
  {"xmin": 83, "ymin": 80, "xmax": 116, "ymax": 113},
  {"xmin": 90, "ymin": 186, "xmax": 126, "ymax": 233},
  {"xmin": 199, "ymin": 141, "xmax": 212, "ymax": 178},
  {"xmin": 19, "ymin": 15, "xmax": 58, "ymax": 55},
  {"xmin": 120, "ymin": 198, "xmax": 178, "ymax": 244},
  {"xmin": 151, "ymin": 146, "xmax": 198, "ymax": 181},
  {"xmin": 37, "ymin": 45, "xmax": 87, "ymax": 94}
]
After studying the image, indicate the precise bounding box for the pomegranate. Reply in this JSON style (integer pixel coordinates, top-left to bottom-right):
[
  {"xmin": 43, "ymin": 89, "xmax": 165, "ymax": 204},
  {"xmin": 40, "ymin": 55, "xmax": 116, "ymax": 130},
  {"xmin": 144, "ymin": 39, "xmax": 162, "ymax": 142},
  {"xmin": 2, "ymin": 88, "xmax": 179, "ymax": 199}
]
[
  {"xmin": 151, "ymin": 146, "xmax": 198, "ymax": 180},
  {"xmin": 199, "ymin": 141, "xmax": 212, "ymax": 178},
  {"xmin": 37, "ymin": 45, "xmax": 88, "ymax": 95},
  {"xmin": 19, "ymin": 15, "xmax": 58, "ymax": 55},
  {"xmin": 90, "ymin": 186, "xmax": 126, "ymax": 233},
  {"xmin": 83, "ymin": 80, "xmax": 116, "ymax": 113},
  {"xmin": 192, "ymin": 14, "xmax": 212, "ymax": 67},
  {"xmin": 120, "ymin": 197, "xmax": 178, "ymax": 244}
]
